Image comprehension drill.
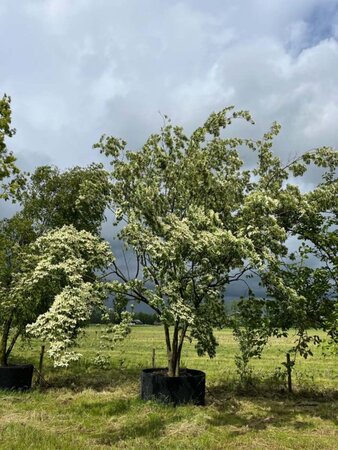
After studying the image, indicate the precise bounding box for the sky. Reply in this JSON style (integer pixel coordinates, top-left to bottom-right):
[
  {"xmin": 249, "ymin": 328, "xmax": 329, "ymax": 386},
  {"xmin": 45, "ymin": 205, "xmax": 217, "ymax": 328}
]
[{"xmin": 1, "ymin": 0, "xmax": 338, "ymax": 300}]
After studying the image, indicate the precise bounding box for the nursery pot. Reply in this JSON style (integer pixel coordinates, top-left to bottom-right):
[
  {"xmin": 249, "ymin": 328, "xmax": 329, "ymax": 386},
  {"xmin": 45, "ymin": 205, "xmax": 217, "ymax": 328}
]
[
  {"xmin": 141, "ymin": 368, "xmax": 205, "ymax": 405},
  {"xmin": 0, "ymin": 364, "xmax": 34, "ymax": 390}
]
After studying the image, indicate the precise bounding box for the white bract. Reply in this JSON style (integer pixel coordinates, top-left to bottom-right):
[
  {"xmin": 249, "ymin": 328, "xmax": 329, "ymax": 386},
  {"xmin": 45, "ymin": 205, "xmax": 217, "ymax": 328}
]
[{"xmin": 14, "ymin": 226, "xmax": 114, "ymax": 367}]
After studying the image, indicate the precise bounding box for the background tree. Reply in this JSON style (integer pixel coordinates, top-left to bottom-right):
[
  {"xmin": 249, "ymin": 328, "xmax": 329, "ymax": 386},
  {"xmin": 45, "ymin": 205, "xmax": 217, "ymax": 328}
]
[
  {"xmin": 0, "ymin": 96, "xmax": 113, "ymax": 366},
  {"xmin": 0, "ymin": 162, "xmax": 113, "ymax": 366},
  {"xmin": 21, "ymin": 163, "xmax": 111, "ymax": 235},
  {"xmin": 95, "ymin": 107, "xmax": 337, "ymax": 377},
  {"xmin": 0, "ymin": 94, "xmax": 24, "ymax": 201},
  {"xmin": 261, "ymin": 163, "xmax": 338, "ymax": 358}
]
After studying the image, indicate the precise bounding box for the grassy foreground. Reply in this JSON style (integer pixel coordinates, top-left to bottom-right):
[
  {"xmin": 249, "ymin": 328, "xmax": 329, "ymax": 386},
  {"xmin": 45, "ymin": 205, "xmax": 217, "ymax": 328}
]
[{"xmin": 0, "ymin": 326, "xmax": 337, "ymax": 449}]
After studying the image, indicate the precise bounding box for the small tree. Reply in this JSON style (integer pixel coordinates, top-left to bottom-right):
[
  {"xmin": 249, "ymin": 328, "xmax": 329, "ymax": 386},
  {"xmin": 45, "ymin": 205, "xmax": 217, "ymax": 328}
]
[
  {"xmin": 231, "ymin": 296, "xmax": 270, "ymax": 387},
  {"xmin": 25, "ymin": 225, "xmax": 114, "ymax": 367},
  {"xmin": 0, "ymin": 221, "xmax": 113, "ymax": 366},
  {"xmin": 95, "ymin": 107, "xmax": 337, "ymax": 377},
  {"xmin": 261, "ymin": 150, "xmax": 338, "ymax": 359}
]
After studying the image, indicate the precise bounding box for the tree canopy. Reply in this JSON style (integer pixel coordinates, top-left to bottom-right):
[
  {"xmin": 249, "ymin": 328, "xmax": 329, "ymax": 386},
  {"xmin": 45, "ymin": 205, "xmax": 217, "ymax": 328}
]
[{"xmin": 21, "ymin": 163, "xmax": 111, "ymax": 235}]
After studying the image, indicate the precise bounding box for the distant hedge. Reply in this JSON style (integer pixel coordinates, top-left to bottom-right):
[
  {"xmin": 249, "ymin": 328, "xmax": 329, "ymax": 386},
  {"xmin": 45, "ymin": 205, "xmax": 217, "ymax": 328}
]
[{"xmin": 89, "ymin": 307, "xmax": 158, "ymax": 325}]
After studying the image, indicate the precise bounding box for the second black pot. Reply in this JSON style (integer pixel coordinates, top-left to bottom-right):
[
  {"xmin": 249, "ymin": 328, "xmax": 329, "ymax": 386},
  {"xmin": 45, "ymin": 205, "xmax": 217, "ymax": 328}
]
[
  {"xmin": 0, "ymin": 364, "xmax": 34, "ymax": 390},
  {"xmin": 140, "ymin": 368, "xmax": 205, "ymax": 405}
]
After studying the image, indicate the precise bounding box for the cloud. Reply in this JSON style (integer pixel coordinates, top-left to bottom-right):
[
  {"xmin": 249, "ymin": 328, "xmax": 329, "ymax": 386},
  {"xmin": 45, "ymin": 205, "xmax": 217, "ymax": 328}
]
[
  {"xmin": 1, "ymin": 0, "xmax": 337, "ymax": 302},
  {"xmin": 0, "ymin": 1, "xmax": 337, "ymax": 203}
]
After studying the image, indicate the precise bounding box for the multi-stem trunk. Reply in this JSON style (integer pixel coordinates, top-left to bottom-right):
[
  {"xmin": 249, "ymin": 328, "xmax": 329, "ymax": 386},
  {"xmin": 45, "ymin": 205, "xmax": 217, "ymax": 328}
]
[
  {"xmin": 0, "ymin": 312, "xmax": 20, "ymax": 367},
  {"xmin": 164, "ymin": 322, "xmax": 188, "ymax": 377},
  {"xmin": 0, "ymin": 316, "xmax": 12, "ymax": 366}
]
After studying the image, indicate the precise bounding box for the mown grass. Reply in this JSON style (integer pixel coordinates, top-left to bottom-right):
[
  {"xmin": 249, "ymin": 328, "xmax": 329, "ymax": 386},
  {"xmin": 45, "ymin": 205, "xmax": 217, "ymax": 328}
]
[{"xmin": 0, "ymin": 326, "xmax": 337, "ymax": 449}]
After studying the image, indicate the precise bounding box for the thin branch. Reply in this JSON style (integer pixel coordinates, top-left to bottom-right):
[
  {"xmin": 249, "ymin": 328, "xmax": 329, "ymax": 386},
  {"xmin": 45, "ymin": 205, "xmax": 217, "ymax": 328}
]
[
  {"xmin": 5, "ymin": 328, "xmax": 21, "ymax": 360},
  {"xmin": 121, "ymin": 247, "xmax": 130, "ymax": 280},
  {"xmin": 228, "ymin": 265, "xmax": 251, "ymax": 282},
  {"xmin": 135, "ymin": 254, "xmax": 140, "ymax": 279},
  {"xmin": 112, "ymin": 261, "xmax": 129, "ymax": 283}
]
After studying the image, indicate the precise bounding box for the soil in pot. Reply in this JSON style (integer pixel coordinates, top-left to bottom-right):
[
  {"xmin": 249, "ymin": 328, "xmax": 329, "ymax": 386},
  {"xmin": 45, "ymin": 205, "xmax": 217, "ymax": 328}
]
[
  {"xmin": 141, "ymin": 368, "xmax": 205, "ymax": 405},
  {"xmin": 0, "ymin": 364, "xmax": 34, "ymax": 390}
]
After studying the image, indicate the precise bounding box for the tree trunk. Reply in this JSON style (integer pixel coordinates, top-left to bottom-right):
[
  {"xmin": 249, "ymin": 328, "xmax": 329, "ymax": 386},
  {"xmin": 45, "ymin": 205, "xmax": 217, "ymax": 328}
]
[
  {"xmin": 175, "ymin": 324, "xmax": 188, "ymax": 376},
  {"xmin": 171, "ymin": 322, "xmax": 179, "ymax": 376},
  {"xmin": 5, "ymin": 328, "xmax": 21, "ymax": 362},
  {"xmin": 164, "ymin": 322, "xmax": 187, "ymax": 377},
  {"xmin": 0, "ymin": 317, "xmax": 12, "ymax": 366},
  {"xmin": 164, "ymin": 324, "xmax": 173, "ymax": 376}
]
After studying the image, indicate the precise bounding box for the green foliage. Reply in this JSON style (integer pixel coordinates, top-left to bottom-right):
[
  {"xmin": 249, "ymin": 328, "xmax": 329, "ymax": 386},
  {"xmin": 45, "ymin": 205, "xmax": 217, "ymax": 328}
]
[
  {"xmin": 0, "ymin": 94, "xmax": 24, "ymax": 201},
  {"xmin": 21, "ymin": 164, "xmax": 111, "ymax": 235},
  {"xmin": 261, "ymin": 173, "xmax": 338, "ymax": 358},
  {"xmin": 231, "ymin": 297, "xmax": 270, "ymax": 386},
  {"xmin": 236, "ymin": 122, "xmax": 338, "ymax": 365}
]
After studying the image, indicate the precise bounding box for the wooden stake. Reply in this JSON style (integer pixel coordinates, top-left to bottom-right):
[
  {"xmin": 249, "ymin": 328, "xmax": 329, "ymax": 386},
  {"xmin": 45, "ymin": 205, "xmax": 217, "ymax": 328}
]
[
  {"xmin": 152, "ymin": 348, "xmax": 156, "ymax": 368},
  {"xmin": 38, "ymin": 345, "xmax": 45, "ymax": 387},
  {"xmin": 286, "ymin": 353, "xmax": 292, "ymax": 393}
]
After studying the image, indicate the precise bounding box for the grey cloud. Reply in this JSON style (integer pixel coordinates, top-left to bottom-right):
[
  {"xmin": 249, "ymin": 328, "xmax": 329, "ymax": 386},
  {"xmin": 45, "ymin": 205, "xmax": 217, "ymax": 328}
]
[{"xmin": 1, "ymin": 0, "xmax": 337, "ymax": 218}]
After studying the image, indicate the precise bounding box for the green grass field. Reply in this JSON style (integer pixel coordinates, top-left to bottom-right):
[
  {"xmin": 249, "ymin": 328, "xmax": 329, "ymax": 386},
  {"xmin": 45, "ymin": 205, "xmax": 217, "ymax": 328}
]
[{"xmin": 0, "ymin": 326, "xmax": 337, "ymax": 449}]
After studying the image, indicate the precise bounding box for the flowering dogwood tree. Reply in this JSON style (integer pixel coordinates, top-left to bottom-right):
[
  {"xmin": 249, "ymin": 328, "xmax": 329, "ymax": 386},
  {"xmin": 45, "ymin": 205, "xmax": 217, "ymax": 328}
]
[
  {"xmin": 25, "ymin": 225, "xmax": 115, "ymax": 366},
  {"xmin": 0, "ymin": 221, "xmax": 113, "ymax": 366},
  {"xmin": 95, "ymin": 107, "xmax": 337, "ymax": 377}
]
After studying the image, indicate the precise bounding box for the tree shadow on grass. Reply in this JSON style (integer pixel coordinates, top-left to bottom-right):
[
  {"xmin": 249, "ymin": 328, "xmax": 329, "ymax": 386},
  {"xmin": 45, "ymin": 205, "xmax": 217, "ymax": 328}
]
[
  {"xmin": 91, "ymin": 400, "xmax": 187, "ymax": 448},
  {"xmin": 95, "ymin": 415, "xmax": 166, "ymax": 446},
  {"xmin": 73, "ymin": 397, "xmax": 133, "ymax": 417},
  {"xmin": 37, "ymin": 365, "xmax": 142, "ymax": 392},
  {"xmin": 206, "ymin": 382, "xmax": 338, "ymax": 436}
]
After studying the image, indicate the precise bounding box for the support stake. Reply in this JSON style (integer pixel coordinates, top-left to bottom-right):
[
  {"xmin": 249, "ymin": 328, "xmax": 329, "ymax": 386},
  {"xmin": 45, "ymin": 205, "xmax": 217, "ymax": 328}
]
[
  {"xmin": 286, "ymin": 352, "xmax": 292, "ymax": 393},
  {"xmin": 38, "ymin": 345, "xmax": 45, "ymax": 387},
  {"xmin": 152, "ymin": 348, "xmax": 156, "ymax": 368}
]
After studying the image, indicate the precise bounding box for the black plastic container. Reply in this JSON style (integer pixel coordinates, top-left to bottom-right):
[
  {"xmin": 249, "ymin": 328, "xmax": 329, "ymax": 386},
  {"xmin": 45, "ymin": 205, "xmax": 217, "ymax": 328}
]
[
  {"xmin": 141, "ymin": 368, "xmax": 205, "ymax": 405},
  {"xmin": 0, "ymin": 364, "xmax": 34, "ymax": 390}
]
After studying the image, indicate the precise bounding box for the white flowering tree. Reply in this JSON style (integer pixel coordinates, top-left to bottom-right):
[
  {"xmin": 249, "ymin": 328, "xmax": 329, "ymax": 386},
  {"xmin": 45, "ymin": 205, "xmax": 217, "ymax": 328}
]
[
  {"xmin": 0, "ymin": 225, "xmax": 114, "ymax": 367},
  {"xmin": 95, "ymin": 107, "xmax": 338, "ymax": 377}
]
